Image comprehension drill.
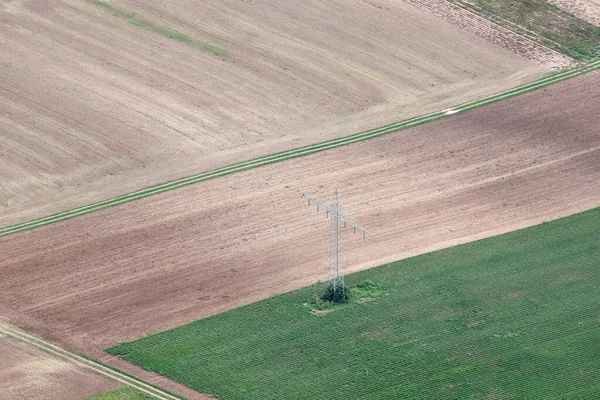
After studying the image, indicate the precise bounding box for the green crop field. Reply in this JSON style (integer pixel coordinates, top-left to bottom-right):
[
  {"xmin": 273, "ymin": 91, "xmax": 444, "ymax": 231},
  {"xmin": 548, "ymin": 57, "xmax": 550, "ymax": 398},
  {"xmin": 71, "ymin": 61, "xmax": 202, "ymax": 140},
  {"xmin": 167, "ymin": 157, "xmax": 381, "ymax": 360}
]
[
  {"xmin": 448, "ymin": 0, "xmax": 600, "ymax": 61},
  {"xmin": 87, "ymin": 387, "xmax": 156, "ymax": 400},
  {"xmin": 108, "ymin": 207, "xmax": 600, "ymax": 399}
]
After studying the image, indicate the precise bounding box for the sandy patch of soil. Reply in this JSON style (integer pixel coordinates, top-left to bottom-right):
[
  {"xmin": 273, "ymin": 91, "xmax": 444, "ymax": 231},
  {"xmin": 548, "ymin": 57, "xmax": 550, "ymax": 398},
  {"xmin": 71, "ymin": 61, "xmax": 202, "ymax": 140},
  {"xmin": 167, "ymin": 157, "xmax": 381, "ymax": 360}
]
[
  {"xmin": 0, "ymin": 334, "xmax": 117, "ymax": 400},
  {"xmin": 547, "ymin": 0, "xmax": 600, "ymax": 26},
  {"xmin": 0, "ymin": 0, "xmax": 549, "ymax": 226},
  {"xmin": 0, "ymin": 72, "xmax": 598, "ymax": 357}
]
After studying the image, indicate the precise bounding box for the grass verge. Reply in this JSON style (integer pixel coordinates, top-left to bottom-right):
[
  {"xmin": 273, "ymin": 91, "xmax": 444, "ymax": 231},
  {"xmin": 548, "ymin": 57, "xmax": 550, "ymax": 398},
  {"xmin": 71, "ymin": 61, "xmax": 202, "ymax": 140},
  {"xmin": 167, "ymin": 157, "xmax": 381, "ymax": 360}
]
[
  {"xmin": 448, "ymin": 0, "xmax": 600, "ymax": 61},
  {"xmin": 89, "ymin": 0, "xmax": 228, "ymax": 56},
  {"xmin": 0, "ymin": 324, "xmax": 184, "ymax": 400},
  {"xmin": 108, "ymin": 207, "xmax": 600, "ymax": 399},
  {"xmin": 79, "ymin": 355, "xmax": 186, "ymax": 400},
  {"xmin": 87, "ymin": 387, "xmax": 157, "ymax": 400}
]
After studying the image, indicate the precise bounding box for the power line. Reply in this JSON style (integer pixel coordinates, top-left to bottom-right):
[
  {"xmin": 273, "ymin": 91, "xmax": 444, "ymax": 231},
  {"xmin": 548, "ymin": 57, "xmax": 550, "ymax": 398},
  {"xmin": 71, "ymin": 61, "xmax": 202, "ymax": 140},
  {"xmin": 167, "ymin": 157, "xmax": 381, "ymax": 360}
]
[{"xmin": 302, "ymin": 186, "xmax": 371, "ymax": 301}]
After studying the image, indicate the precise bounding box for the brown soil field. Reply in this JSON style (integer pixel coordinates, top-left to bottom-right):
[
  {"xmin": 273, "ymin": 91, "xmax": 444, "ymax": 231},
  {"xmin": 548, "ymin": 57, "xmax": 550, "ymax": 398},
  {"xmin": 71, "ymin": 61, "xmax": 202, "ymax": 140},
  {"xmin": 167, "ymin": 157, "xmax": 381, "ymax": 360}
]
[
  {"xmin": 0, "ymin": 333, "xmax": 117, "ymax": 400},
  {"xmin": 0, "ymin": 0, "xmax": 551, "ymax": 227},
  {"xmin": 548, "ymin": 0, "xmax": 600, "ymax": 25},
  {"xmin": 1, "ymin": 71, "xmax": 599, "ymax": 362}
]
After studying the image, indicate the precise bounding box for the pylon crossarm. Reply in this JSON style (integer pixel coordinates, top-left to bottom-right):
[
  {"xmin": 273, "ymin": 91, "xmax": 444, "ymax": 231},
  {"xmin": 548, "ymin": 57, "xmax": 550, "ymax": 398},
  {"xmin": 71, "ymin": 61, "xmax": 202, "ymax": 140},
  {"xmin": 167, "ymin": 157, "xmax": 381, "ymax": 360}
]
[{"xmin": 302, "ymin": 193, "xmax": 371, "ymax": 237}]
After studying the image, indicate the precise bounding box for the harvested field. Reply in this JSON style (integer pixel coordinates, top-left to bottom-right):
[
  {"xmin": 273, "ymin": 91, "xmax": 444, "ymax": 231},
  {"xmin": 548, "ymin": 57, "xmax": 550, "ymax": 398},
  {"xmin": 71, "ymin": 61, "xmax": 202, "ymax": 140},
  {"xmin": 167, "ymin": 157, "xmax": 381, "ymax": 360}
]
[
  {"xmin": 547, "ymin": 0, "xmax": 600, "ymax": 26},
  {"xmin": 0, "ymin": 333, "xmax": 117, "ymax": 400},
  {"xmin": 0, "ymin": 0, "xmax": 549, "ymax": 227},
  {"xmin": 1, "ymin": 72, "xmax": 599, "ymax": 358}
]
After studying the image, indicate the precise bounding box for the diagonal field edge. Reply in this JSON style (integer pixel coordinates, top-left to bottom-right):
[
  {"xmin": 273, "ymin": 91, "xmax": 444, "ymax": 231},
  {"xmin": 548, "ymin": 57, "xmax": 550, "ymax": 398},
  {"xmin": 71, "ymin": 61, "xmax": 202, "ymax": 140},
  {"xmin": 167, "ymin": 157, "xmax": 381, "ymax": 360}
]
[
  {"xmin": 0, "ymin": 325, "xmax": 183, "ymax": 400},
  {"xmin": 1, "ymin": 59, "xmax": 599, "ymax": 237}
]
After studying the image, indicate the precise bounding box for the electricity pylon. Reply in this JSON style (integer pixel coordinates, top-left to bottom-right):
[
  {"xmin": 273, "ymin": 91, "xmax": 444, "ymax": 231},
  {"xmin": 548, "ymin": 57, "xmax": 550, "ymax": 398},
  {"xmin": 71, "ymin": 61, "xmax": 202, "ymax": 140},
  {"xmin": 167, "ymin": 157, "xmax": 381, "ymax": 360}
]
[{"xmin": 302, "ymin": 186, "xmax": 371, "ymax": 301}]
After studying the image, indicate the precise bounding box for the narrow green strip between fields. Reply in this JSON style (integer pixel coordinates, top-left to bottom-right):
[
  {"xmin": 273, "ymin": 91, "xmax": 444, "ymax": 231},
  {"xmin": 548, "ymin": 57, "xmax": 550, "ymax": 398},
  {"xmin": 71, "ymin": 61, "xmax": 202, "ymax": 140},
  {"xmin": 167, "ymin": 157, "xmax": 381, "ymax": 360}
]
[
  {"xmin": 1, "ymin": 59, "xmax": 599, "ymax": 238},
  {"xmin": 107, "ymin": 207, "xmax": 600, "ymax": 400},
  {"xmin": 0, "ymin": 326, "xmax": 184, "ymax": 400},
  {"xmin": 86, "ymin": 387, "xmax": 157, "ymax": 400}
]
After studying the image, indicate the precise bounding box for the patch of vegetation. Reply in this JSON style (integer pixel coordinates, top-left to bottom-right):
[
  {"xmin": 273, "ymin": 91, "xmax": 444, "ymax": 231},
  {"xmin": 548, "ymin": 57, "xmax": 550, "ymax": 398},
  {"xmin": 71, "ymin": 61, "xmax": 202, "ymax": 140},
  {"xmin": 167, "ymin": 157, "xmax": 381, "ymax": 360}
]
[
  {"xmin": 351, "ymin": 279, "xmax": 387, "ymax": 300},
  {"xmin": 79, "ymin": 355, "xmax": 185, "ymax": 399},
  {"xmin": 89, "ymin": 0, "xmax": 229, "ymax": 56},
  {"xmin": 310, "ymin": 280, "xmax": 386, "ymax": 311},
  {"xmin": 322, "ymin": 282, "xmax": 351, "ymax": 303},
  {"xmin": 107, "ymin": 207, "xmax": 600, "ymax": 399},
  {"xmin": 448, "ymin": 0, "xmax": 600, "ymax": 61},
  {"xmin": 86, "ymin": 387, "xmax": 156, "ymax": 400}
]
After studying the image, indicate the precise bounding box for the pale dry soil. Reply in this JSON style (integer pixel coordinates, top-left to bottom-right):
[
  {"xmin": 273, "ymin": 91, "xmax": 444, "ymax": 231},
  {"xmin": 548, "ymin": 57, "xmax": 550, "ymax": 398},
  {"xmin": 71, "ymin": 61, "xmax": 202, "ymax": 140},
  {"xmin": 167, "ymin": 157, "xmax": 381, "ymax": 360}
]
[
  {"xmin": 0, "ymin": 0, "xmax": 549, "ymax": 226},
  {"xmin": 0, "ymin": 333, "xmax": 117, "ymax": 400},
  {"xmin": 1, "ymin": 72, "xmax": 599, "ymax": 361}
]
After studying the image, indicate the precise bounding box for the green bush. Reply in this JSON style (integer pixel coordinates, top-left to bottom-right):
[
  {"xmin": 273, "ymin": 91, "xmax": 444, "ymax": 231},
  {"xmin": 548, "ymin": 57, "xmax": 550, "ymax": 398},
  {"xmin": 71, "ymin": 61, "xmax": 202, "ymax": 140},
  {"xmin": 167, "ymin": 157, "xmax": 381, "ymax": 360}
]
[
  {"xmin": 321, "ymin": 282, "xmax": 350, "ymax": 303},
  {"xmin": 310, "ymin": 294, "xmax": 333, "ymax": 310}
]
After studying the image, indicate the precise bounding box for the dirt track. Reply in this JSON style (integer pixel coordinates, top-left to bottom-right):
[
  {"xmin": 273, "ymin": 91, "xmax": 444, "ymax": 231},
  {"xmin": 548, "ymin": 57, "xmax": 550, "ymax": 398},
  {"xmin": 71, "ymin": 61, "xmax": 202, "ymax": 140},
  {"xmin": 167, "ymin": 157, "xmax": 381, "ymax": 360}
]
[
  {"xmin": 0, "ymin": 333, "xmax": 117, "ymax": 400},
  {"xmin": 0, "ymin": 0, "xmax": 549, "ymax": 227},
  {"xmin": 1, "ymin": 72, "xmax": 599, "ymax": 358}
]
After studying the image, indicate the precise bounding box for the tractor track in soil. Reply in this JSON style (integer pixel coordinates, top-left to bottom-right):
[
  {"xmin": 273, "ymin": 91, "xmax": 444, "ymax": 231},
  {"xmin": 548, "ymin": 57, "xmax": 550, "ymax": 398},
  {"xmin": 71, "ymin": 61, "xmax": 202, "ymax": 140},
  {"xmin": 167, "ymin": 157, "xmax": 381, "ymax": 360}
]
[{"xmin": 1, "ymin": 58, "xmax": 599, "ymax": 238}]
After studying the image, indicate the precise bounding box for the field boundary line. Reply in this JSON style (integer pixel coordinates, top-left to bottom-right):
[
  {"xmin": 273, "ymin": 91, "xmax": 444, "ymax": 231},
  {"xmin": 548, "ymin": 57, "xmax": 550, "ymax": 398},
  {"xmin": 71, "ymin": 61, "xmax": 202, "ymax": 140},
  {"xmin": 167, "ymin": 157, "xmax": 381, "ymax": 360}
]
[
  {"xmin": 0, "ymin": 323, "xmax": 183, "ymax": 400},
  {"xmin": 426, "ymin": 0, "xmax": 575, "ymax": 66},
  {"xmin": 1, "ymin": 58, "xmax": 599, "ymax": 237},
  {"xmin": 441, "ymin": 0, "xmax": 575, "ymax": 61},
  {"xmin": 444, "ymin": 0, "xmax": 599, "ymax": 62}
]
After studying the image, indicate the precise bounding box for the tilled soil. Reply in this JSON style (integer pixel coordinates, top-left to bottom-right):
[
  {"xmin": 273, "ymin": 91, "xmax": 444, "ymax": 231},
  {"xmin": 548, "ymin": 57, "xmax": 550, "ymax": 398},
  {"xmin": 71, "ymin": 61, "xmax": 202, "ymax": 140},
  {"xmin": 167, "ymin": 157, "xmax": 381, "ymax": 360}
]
[
  {"xmin": 0, "ymin": 334, "xmax": 117, "ymax": 400},
  {"xmin": 1, "ymin": 72, "xmax": 598, "ymax": 359},
  {"xmin": 0, "ymin": 0, "xmax": 548, "ymax": 226}
]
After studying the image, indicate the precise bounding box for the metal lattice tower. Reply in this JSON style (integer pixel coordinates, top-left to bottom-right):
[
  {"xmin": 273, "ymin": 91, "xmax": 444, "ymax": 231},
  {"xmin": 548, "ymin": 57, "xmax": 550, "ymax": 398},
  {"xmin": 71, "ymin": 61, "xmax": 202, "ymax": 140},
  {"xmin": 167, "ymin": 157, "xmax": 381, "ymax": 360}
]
[{"xmin": 302, "ymin": 186, "xmax": 371, "ymax": 299}]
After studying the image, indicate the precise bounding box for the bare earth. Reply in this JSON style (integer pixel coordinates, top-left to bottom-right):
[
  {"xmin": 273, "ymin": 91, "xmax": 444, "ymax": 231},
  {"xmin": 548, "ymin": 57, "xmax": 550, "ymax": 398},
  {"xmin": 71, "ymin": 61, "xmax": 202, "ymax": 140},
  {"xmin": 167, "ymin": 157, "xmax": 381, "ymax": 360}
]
[
  {"xmin": 0, "ymin": 333, "xmax": 117, "ymax": 400},
  {"xmin": 0, "ymin": 0, "xmax": 550, "ymax": 226},
  {"xmin": 1, "ymin": 72, "xmax": 599, "ymax": 362},
  {"xmin": 547, "ymin": 0, "xmax": 600, "ymax": 26}
]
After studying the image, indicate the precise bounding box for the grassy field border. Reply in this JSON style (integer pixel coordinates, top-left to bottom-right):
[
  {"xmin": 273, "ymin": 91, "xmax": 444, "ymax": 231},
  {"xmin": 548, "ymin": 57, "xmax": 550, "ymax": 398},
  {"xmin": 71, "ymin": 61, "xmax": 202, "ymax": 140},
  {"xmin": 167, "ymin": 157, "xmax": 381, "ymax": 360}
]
[
  {"xmin": 1, "ymin": 58, "xmax": 599, "ymax": 238},
  {"xmin": 0, "ymin": 324, "xmax": 185, "ymax": 400},
  {"xmin": 86, "ymin": 387, "xmax": 157, "ymax": 400}
]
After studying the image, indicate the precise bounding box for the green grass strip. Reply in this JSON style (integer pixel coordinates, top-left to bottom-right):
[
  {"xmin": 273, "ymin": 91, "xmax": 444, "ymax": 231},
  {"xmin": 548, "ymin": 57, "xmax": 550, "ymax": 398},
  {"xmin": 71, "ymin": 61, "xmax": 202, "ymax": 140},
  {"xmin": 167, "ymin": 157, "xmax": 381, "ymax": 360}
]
[
  {"xmin": 0, "ymin": 326, "xmax": 184, "ymax": 400},
  {"xmin": 87, "ymin": 387, "xmax": 157, "ymax": 400},
  {"xmin": 107, "ymin": 207, "xmax": 600, "ymax": 399},
  {"xmin": 1, "ymin": 59, "xmax": 599, "ymax": 238},
  {"xmin": 89, "ymin": 0, "xmax": 228, "ymax": 56},
  {"xmin": 79, "ymin": 355, "xmax": 186, "ymax": 400}
]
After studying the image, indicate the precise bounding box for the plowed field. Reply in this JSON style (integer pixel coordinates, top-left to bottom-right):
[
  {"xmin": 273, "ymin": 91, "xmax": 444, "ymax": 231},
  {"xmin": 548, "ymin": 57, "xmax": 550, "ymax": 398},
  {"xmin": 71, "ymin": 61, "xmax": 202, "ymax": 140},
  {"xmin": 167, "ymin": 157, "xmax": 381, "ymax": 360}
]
[
  {"xmin": 1, "ymin": 72, "xmax": 598, "ymax": 356},
  {"xmin": 0, "ymin": 0, "xmax": 548, "ymax": 226}
]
